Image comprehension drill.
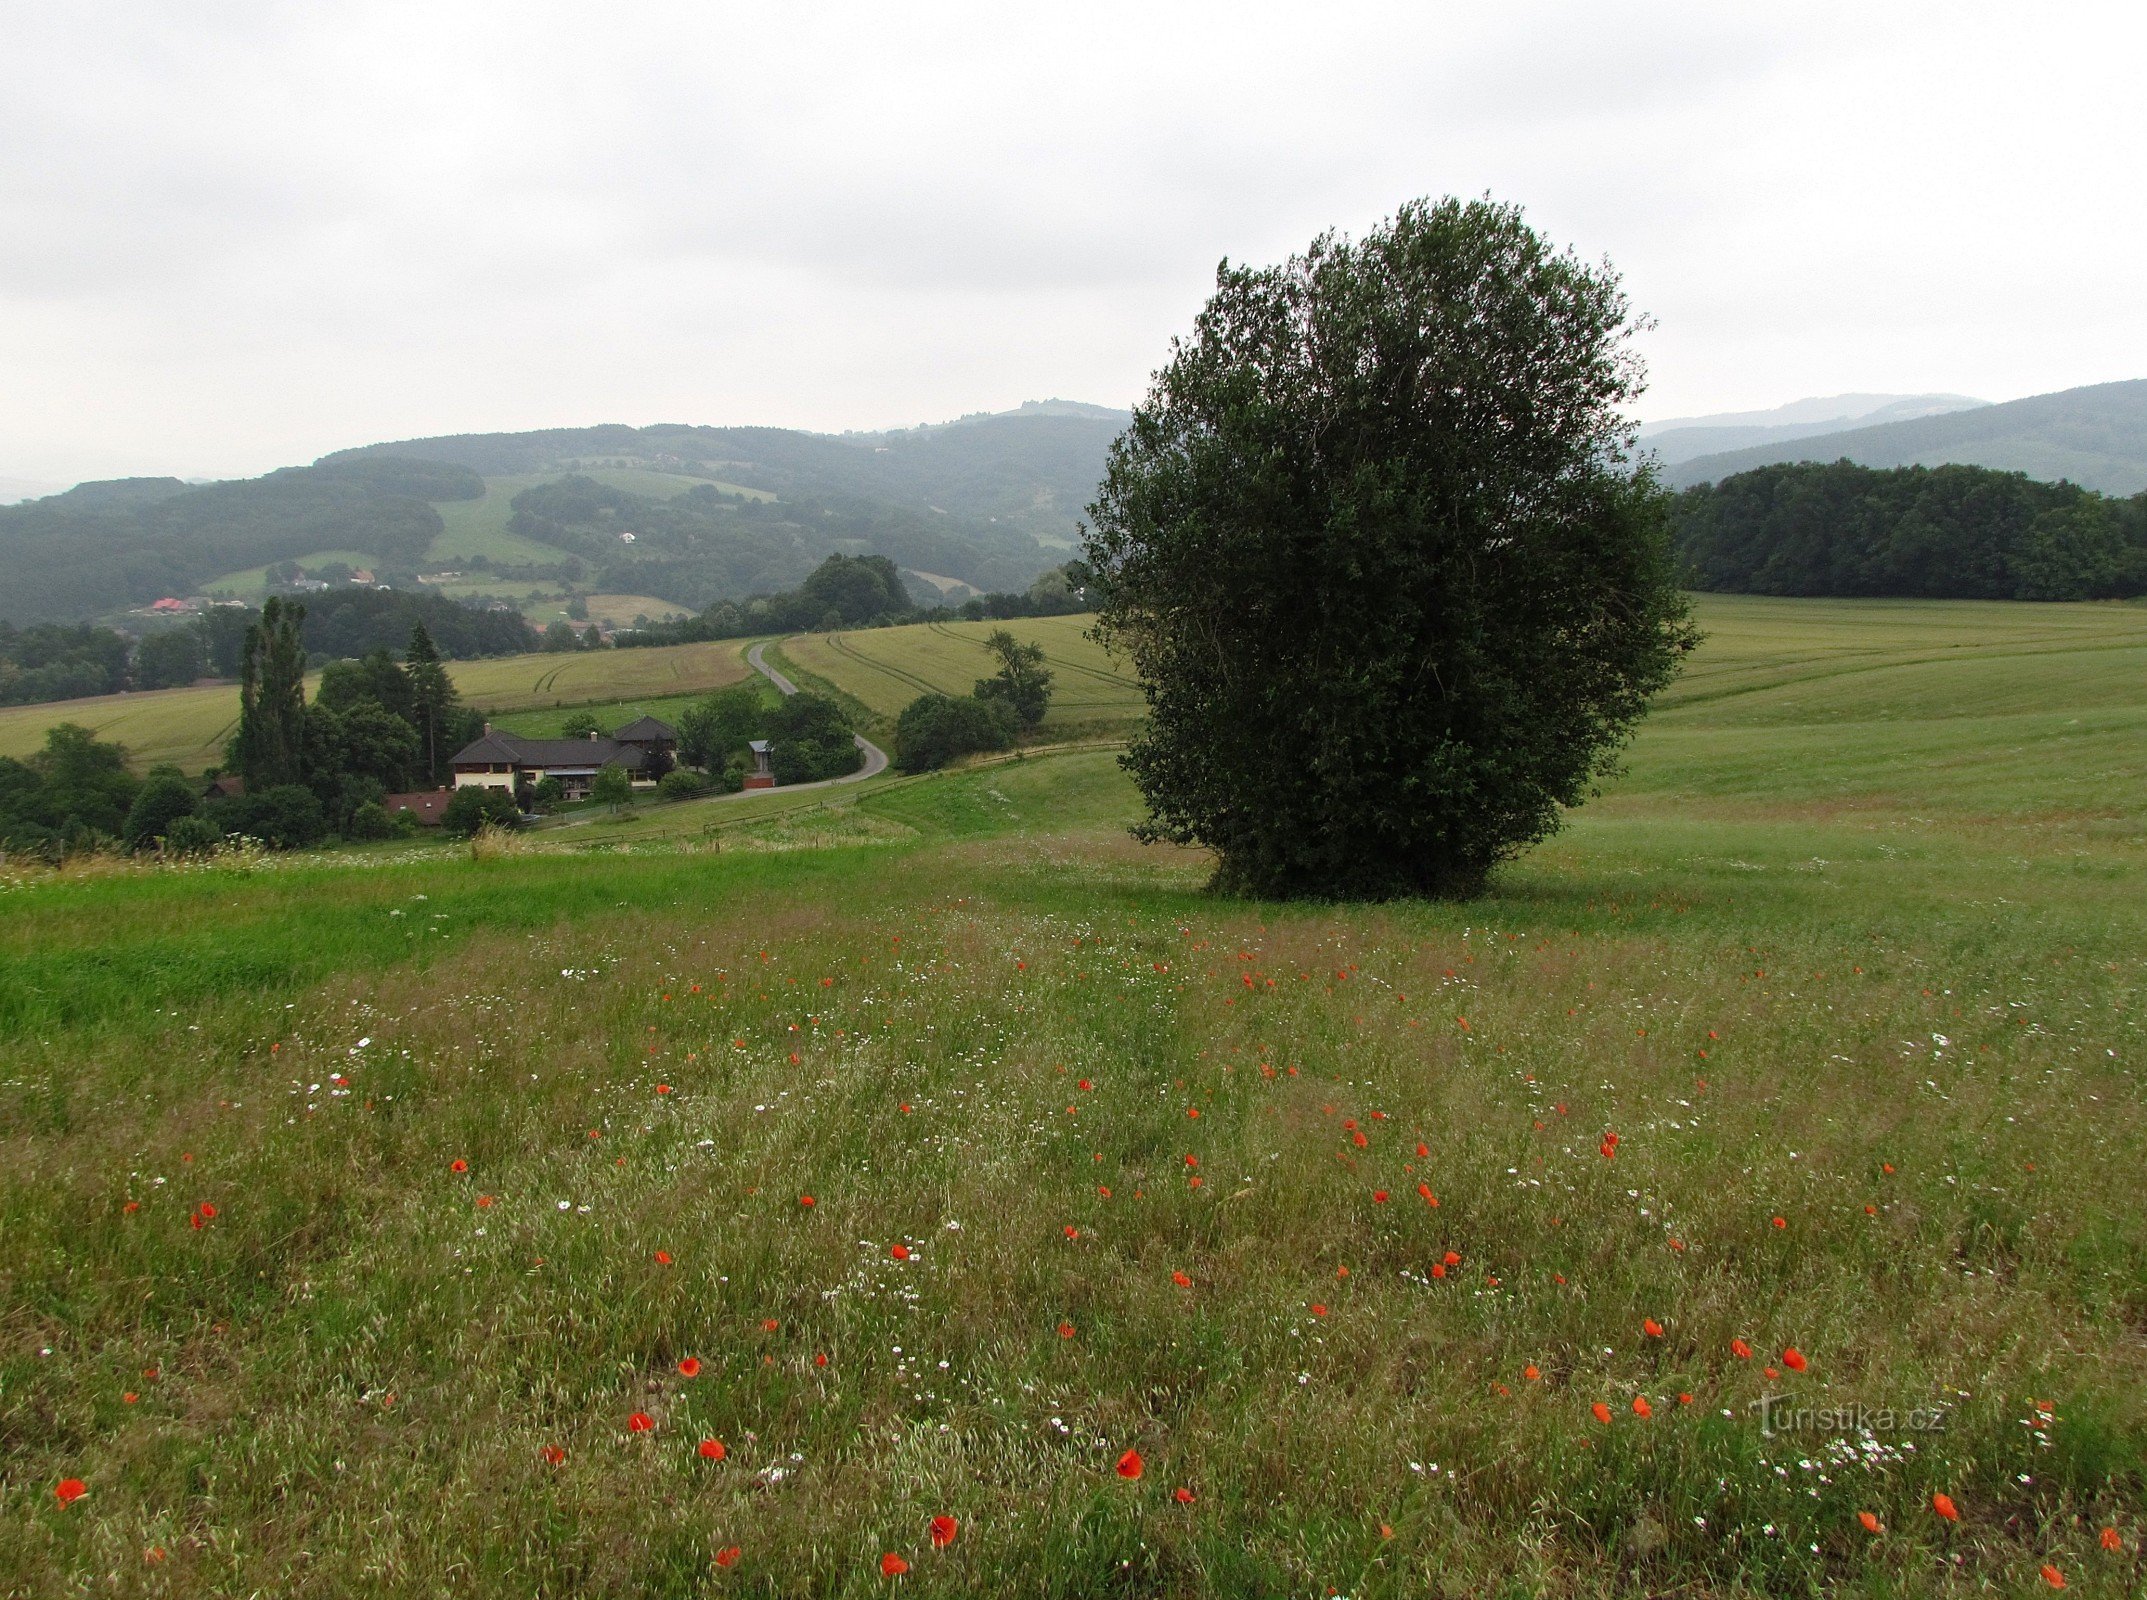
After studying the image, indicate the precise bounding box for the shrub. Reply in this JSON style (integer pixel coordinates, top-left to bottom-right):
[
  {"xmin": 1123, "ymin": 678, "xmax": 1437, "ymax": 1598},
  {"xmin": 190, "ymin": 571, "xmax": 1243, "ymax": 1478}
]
[
  {"xmin": 894, "ymin": 693, "xmax": 1017, "ymax": 772},
  {"xmin": 122, "ymin": 773, "xmax": 200, "ymax": 851},
  {"xmin": 532, "ymin": 776, "xmax": 564, "ymax": 806},
  {"xmin": 767, "ymin": 693, "xmax": 862, "ymax": 784},
  {"xmin": 441, "ymin": 785, "xmax": 521, "ymax": 836},
  {"xmin": 162, "ymin": 815, "xmax": 222, "ymax": 856},
  {"xmin": 658, "ymin": 769, "xmax": 713, "ymax": 801},
  {"xmin": 346, "ymin": 801, "xmax": 395, "ymax": 841}
]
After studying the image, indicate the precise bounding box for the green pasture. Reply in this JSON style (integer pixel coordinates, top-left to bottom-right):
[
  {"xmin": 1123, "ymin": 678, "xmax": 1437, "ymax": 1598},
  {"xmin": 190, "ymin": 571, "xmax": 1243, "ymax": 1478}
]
[
  {"xmin": 2, "ymin": 597, "xmax": 2144, "ymax": 1595},
  {"xmin": 781, "ymin": 613, "xmax": 1144, "ymax": 730}
]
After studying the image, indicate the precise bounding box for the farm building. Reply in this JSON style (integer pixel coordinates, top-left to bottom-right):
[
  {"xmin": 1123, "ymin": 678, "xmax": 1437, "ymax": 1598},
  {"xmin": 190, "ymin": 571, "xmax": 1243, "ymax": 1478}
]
[{"xmin": 448, "ymin": 716, "xmax": 676, "ymax": 799}]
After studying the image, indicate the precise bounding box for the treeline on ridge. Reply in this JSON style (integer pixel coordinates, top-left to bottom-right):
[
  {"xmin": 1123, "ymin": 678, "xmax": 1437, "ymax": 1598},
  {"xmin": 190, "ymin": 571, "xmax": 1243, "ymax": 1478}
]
[
  {"xmin": 0, "ymin": 458, "xmax": 485, "ymax": 624},
  {"xmin": 1670, "ymin": 460, "xmax": 2147, "ymax": 599}
]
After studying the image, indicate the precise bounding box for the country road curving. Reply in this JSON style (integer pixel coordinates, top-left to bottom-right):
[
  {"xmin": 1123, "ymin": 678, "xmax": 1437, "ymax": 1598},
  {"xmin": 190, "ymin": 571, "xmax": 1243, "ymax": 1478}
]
[{"xmin": 747, "ymin": 641, "xmax": 889, "ymax": 782}]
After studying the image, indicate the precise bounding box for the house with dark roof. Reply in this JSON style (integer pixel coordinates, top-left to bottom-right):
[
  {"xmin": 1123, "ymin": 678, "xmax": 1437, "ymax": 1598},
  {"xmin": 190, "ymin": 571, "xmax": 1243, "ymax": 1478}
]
[{"xmin": 448, "ymin": 717, "xmax": 676, "ymax": 800}]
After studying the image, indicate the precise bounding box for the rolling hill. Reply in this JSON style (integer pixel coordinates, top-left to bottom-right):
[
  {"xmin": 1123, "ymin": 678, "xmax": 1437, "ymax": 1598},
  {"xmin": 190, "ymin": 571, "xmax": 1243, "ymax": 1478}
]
[
  {"xmin": 0, "ymin": 404, "xmax": 1127, "ymax": 627},
  {"xmin": 1664, "ymin": 378, "xmax": 2147, "ymax": 493},
  {"xmin": 1637, "ymin": 392, "xmax": 1986, "ymax": 465}
]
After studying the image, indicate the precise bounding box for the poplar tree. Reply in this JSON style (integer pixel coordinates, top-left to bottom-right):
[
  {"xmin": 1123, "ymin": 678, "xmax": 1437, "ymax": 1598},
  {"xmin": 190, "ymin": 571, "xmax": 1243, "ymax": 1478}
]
[
  {"xmin": 236, "ymin": 598, "xmax": 309, "ymax": 789},
  {"xmin": 403, "ymin": 622, "xmax": 461, "ymax": 784}
]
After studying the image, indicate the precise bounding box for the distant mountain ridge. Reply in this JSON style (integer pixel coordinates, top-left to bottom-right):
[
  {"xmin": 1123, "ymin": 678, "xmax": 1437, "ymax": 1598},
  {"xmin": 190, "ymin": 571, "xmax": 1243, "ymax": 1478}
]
[
  {"xmin": 1640, "ymin": 394, "xmax": 1988, "ymax": 466},
  {"xmin": 1664, "ymin": 379, "xmax": 2147, "ymax": 495}
]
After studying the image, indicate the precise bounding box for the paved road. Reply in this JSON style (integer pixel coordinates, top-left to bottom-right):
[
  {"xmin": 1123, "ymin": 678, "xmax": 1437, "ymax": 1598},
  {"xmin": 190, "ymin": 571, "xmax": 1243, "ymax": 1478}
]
[{"xmin": 747, "ymin": 641, "xmax": 890, "ymax": 781}]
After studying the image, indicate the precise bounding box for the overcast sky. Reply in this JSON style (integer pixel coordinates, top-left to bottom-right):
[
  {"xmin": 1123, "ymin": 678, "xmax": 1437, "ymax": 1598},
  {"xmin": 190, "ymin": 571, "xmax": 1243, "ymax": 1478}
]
[{"xmin": 3, "ymin": 0, "xmax": 2142, "ymax": 483}]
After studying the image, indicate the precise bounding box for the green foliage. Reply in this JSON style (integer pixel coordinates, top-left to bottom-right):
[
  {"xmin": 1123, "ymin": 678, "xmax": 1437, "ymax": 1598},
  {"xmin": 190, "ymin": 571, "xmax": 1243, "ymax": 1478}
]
[
  {"xmin": 893, "ymin": 692, "xmax": 1016, "ymax": 772},
  {"xmin": 531, "ymin": 775, "xmax": 564, "ymax": 806},
  {"xmin": 656, "ymin": 768, "xmax": 712, "ymax": 801},
  {"xmin": 236, "ymin": 598, "xmax": 309, "ymax": 789},
  {"xmin": 675, "ymin": 682, "xmax": 765, "ymax": 771},
  {"xmin": 590, "ymin": 763, "xmax": 633, "ymax": 810},
  {"xmin": 131, "ymin": 624, "xmax": 207, "ymax": 689},
  {"xmin": 560, "ymin": 710, "xmax": 603, "ymax": 740},
  {"xmin": 161, "ymin": 813, "xmax": 221, "ymax": 855},
  {"xmin": 440, "ymin": 784, "xmax": 520, "ymax": 836},
  {"xmin": 345, "ymin": 800, "xmax": 395, "ymax": 841},
  {"xmin": 766, "ymin": 692, "xmax": 861, "ymax": 784},
  {"xmin": 0, "ymin": 723, "xmax": 141, "ymax": 851},
  {"xmin": 403, "ymin": 624, "xmax": 461, "ymax": 785},
  {"xmin": 212, "ymin": 782, "xmax": 328, "ymax": 849},
  {"xmin": 121, "ymin": 772, "xmax": 198, "ymax": 850},
  {"xmin": 972, "ymin": 628, "xmax": 1053, "ymax": 727},
  {"xmin": 1670, "ymin": 461, "xmax": 2147, "ymax": 599},
  {"xmin": 0, "ymin": 621, "xmax": 130, "ymax": 704},
  {"xmin": 1087, "ymin": 197, "xmax": 1697, "ymax": 898}
]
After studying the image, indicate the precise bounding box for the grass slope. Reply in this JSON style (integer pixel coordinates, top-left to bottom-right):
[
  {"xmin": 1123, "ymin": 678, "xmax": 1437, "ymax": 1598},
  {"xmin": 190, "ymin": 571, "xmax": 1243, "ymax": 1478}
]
[
  {"xmin": 781, "ymin": 614, "xmax": 1143, "ymax": 732},
  {"xmin": 1, "ymin": 599, "xmax": 2144, "ymax": 1596}
]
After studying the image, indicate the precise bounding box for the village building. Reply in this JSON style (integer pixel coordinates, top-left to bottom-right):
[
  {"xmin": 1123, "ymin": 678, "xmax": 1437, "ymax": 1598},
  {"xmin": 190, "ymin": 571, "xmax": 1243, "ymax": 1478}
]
[{"xmin": 447, "ymin": 715, "xmax": 677, "ymax": 800}]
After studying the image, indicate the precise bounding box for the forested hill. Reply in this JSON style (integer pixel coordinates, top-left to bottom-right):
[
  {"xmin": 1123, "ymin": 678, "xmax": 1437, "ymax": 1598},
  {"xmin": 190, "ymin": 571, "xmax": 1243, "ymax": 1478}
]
[
  {"xmin": 0, "ymin": 459, "xmax": 484, "ymax": 625},
  {"xmin": 321, "ymin": 405, "xmax": 1129, "ymax": 548},
  {"xmin": 1665, "ymin": 379, "xmax": 2147, "ymax": 495},
  {"xmin": 1671, "ymin": 461, "xmax": 2147, "ymax": 600}
]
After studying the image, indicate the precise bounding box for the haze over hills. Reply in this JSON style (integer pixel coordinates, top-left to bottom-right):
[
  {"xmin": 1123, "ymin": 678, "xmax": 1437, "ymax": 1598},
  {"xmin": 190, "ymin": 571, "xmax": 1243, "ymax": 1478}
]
[
  {"xmin": 1638, "ymin": 393, "xmax": 1988, "ymax": 466},
  {"xmin": 1663, "ymin": 379, "xmax": 2147, "ymax": 494},
  {"xmin": 0, "ymin": 405, "xmax": 1126, "ymax": 626}
]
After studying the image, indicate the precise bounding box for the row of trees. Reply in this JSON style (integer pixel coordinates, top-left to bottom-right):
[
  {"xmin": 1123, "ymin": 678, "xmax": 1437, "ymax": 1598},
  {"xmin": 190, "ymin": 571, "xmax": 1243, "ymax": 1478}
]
[
  {"xmin": 614, "ymin": 554, "xmax": 1093, "ymax": 650},
  {"xmin": 892, "ymin": 630, "xmax": 1055, "ymax": 771},
  {"xmin": 1670, "ymin": 461, "xmax": 2147, "ymax": 599},
  {"xmin": 672, "ymin": 684, "xmax": 861, "ymax": 790}
]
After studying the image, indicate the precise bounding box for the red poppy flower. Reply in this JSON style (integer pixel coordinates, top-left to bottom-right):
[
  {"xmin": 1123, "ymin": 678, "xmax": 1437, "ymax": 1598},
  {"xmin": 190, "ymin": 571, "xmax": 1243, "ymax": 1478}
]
[
  {"xmin": 762, "ymin": 1318, "xmax": 780, "ymax": 1332},
  {"xmin": 1443, "ymin": 1251, "xmax": 1460, "ymax": 1266},
  {"xmin": 929, "ymin": 1515, "xmax": 958, "ymax": 1548},
  {"xmin": 656, "ymin": 1084, "xmax": 672, "ymax": 1094},
  {"xmin": 1431, "ymin": 1263, "xmax": 1446, "ymax": 1279},
  {"xmin": 1632, "ymin": 1395, "xmax": 1652, "ymax": 1418},
  {"xmin": 1523, "ymin": 1364, "xmax": 1541, "ymax": 1381},
  {"xmin": 1642, "ymin": 1318, "xmax": 1664, "ymax": 1338},
  {"xmin": 1858, "ymin": 1511, "xmax": 1882, "ymax": 1534},
  {"xmin": 1416, "ymin": 1142, "xmax": 1429, "ymax": 1158},
  {"xmin": 628, "ymin": 1412, "xmax": 655, "ymax": 1433},
  {"xmin": 891, "ymin": 1244, "xmax": 911, "ymax": 1261},
  {"xmin": 1763, "ymin": 1366, "xmax": 1779, "ymax": 1380},
  {"xmin": 54, "ymin": 1478, "xmax": 86, "ymax": 1506},
  {"xmin": 1932, "ymin": 1492, "xmax": 1959, "ymax": 1521},
  {"xmin": 1731, "ymin": 1338, "xmax": 1753, "ymax": 1359},
  {"xmin": 679, "ymin": 1357, "xmax": 702, "ymax": 1378},
  {"xmin": 713, "ymin": 1546, "xmax": 741, "ymax": 1568},
  {"xmin": 541, "ymin": 1444, "xmax": 565, "ymax": 1465},
  {"xmin": 1771, "ymin": 1215, "xmax": 1787, "ymax": 1229},
  {"xmin": 1057, "ymin": 1322, "xmax": 1075, "ymax": 1339},
  {"xmin": 197, "ymin": 1202, "xmax": 217, "ymax": 1219},
  {"xmin": 815, "ymin": 1352, "xmax": 829, "ymax": 1366},
  {"xmin": 880, "ymin": 1552, "xmax": 909, "ymax": 1576},
  {"xmin": 1063, "ymin": 1226, "xmax": 1078, "ymax": 1240},
  {"xmin": 1171, "ymin": 1270, "xmax": 1191, "ymax": 1287},
  {"xmin": 799, "ymin": 1195, "xmax": 815, "ymax": 1207},
  {"xmin": 1591, "ymin": 1402, "xmax": 1613, "ymax": 1424},
  {"xmin": 1173, "ymin": 1487, "xmax": 1195, "ymax": 1504},
  {"xmin": 654, "ymin": 1250, "xmax": 673, "ymax": 1265},
  {"xmin": 1417, "ymin": 1184, "xmax": 1438, "ymax": 1205},
  {"xmin": 1078, "ymin": 1078, "xmax": 1093, "ymax": 1091},
  {"xmin": 451, "ymin": 1159, "xmax": 468, "ymax": 1174},
  {"xmin": 698, "ymin": 1438, "xmax": 726, "ymax": 1461},
  {"xmin": 1309, "ymin": 1303, "xmax": 1328, "ymax": 1317},
  {"xmin": 1782, "ymin": 1347, "xmax": 1808, "ymax": 1372},
  {"xmin": 1116, "ymin": 1448, "xmax": 1143, "ymax": 1480},
  {"xmin": 2041, "ymin": 1565, "xmax": 2066, "ymax": 1589},
  {"xmin": 2100, "ymin": 1527, "xmax": 2123, "ymax": 1552}
]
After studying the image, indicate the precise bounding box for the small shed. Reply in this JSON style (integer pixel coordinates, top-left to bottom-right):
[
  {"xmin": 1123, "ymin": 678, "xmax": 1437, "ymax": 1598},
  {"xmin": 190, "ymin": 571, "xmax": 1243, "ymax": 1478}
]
[{"xmin": 744, "ymin": 739, "xmax": 775, "ymax": 790}]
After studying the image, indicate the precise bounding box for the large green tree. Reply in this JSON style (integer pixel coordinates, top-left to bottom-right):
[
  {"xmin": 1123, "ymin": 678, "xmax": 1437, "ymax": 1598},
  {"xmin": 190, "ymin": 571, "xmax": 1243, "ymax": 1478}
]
[
  {"xmin": 403, "ymin": 622, "xmax": 461, "ymax": 784},
  {"xmin": 1085, "ymin": 197, "xmax": 1697, "ymax": 899},
  {"xmin": 973, "ymin": 629, "xmax": 1052, "ymax": 727},
  {"xmin": 235, "ymin": 598, "xmax": 309, "ymax": 789}
]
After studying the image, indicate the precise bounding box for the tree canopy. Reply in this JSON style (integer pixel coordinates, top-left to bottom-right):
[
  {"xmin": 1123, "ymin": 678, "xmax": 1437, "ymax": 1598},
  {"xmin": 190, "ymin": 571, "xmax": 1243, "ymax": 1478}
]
[{"xmin": 1086, "ymin": 197, "xmax": 1696, "ymax": 899}]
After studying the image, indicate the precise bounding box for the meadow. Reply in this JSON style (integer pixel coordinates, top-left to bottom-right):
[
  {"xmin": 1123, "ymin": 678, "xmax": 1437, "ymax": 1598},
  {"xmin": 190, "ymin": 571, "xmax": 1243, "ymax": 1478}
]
[
  {"xmin": 1, "ymin": 596, "xmax": 2144, "ymax": 1597},
  {"xmin": 0, "ymin": 639, "xmax": 754, "ymax": 772}
]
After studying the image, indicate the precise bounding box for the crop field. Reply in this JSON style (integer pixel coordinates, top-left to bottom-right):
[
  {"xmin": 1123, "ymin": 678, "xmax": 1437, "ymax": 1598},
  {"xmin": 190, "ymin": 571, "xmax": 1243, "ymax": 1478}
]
[
  {"xmin": 0, "ymin": 639, "xmax": 753, "ymax": 772},
  {"xmin": 781, "ymin": 614, "xmax": 1144, "ymax": 730},
  {"xmin": 2, "ymin": 597, "xmax": 2144, "ymax": 1597}
]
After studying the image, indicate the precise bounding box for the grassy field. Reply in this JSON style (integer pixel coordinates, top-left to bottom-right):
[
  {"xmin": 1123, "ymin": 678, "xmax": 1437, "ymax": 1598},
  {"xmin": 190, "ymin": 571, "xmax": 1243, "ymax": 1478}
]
[
  {"xmin": 1, "ymin": 598, "xmax": 2143, "ymax": 1596},
  {"xmin": 781, "ymin": 615, "xmax": 1144, "ymax": 732},
  {"xmin": 427, "ymin": 469, "xmax": 772, "ymax": 569},
  {"xmin": 0, "ymin": 640, "xmax": 753, "ymax": 772},
  {"xmin": 200, "ymin": 551, "xmax": 382, "ymax": 600}
]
